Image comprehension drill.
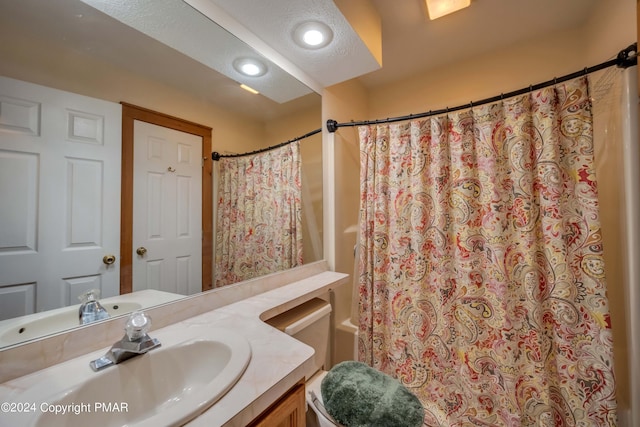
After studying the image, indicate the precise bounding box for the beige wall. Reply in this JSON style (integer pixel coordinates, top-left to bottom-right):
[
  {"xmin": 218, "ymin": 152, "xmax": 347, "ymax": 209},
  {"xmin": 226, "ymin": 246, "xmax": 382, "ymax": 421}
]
[
  {"xmin": 583, "ymin": 0, "xmax": 637, "ymax": 65},
  {"xmin": 325, "ymin": 1, "xmax": 637, "ymax": 412},
  {"xmin": 368, "ymin": 27, "xmax": 587, "ymax": 119}
]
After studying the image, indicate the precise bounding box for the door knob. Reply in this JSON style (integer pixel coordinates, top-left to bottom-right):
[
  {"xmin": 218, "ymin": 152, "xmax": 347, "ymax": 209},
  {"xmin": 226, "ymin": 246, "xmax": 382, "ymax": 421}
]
[
  {"xmin": 136, "ymin": 247, "xmax": 147, "ymax": 256},
  {"xmin": 103, "ymin": 254, "xmax": 116, "ymax": 265}
]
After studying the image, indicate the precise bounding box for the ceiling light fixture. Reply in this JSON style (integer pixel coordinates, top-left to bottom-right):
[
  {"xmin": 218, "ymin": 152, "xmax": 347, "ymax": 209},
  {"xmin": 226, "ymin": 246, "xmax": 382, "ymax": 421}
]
[
  {"xmin": 233, "ymin": 58, "xmax": 267, "ymax": 77},
  {"xmin": 426, "ymin": 0, "xmax": 471, "ymax": 20},
  {"xmin": 293, "ymin": 21, "xmax": 333, "ymax": 49},
  {"xmin": 240, "ymin": 84, "xmax": 259, "ymax": 95}
]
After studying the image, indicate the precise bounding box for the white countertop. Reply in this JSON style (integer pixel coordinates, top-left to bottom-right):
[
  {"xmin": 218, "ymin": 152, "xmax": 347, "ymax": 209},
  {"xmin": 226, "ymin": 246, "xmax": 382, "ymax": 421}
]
[{"xmin": 0, "ymin": 270, "xmax": 350, "ymax": 427}]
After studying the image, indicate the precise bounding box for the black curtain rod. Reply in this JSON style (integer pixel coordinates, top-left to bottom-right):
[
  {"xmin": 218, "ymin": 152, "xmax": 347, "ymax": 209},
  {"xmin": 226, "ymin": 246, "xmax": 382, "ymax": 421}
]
[
  {"xmin": 212, "ymin": 127, "xmax": 322, "ymax": 160},
  {"xmin": 326, "ymin": 42, "xmax": 638, "ymax": 133}
]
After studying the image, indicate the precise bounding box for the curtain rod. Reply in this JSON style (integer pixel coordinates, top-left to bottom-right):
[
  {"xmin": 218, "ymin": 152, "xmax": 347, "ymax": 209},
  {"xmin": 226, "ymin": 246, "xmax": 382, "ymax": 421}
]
[
  {"xmin": 212, "ymin": 127, "xmax": 322, "ymax": 161},
  {"xmin": 326, "ymin": 42, "xmax": 638, "ymax": 133}
]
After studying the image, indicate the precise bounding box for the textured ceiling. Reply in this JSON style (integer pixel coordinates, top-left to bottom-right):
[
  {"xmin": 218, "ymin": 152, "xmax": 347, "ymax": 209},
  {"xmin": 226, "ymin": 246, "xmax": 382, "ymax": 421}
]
[
  {"xmin": 2, "ymin": 0, "xmax": 604, "ymax": 121},
  {"xmin": 80, "ymin": 0, "xmax": 314, "ymax": 103},
  {"xmin": 189, "ymin": 0, "xmax": 602, "ymax": 90},
  {"xmin": 0, "ymin": 0, "xmax": 320, "ymax": 121},
  {"xmin": 203, "ymin": 0, "xmax": 382, "ymax": 88},
  {"xmin": 79, "ymin": 0, "xmax": 383, "ymax": 99}
]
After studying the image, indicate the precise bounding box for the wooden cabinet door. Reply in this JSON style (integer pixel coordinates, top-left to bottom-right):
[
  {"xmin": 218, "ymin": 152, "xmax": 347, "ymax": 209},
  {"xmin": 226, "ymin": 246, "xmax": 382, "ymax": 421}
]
[{"xmin": 249, "ymin": 381, "xmax": 306, "ymax": 427}]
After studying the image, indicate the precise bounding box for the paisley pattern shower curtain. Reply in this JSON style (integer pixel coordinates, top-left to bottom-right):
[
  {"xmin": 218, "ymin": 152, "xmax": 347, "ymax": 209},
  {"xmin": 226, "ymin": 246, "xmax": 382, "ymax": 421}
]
[
  {"xmin": 215, "ymin": 142, "xmax": 303, "ymax": 286},
  {"xmin": 357, "ymin": 77, "xmax": 618, "ymax": 426}
]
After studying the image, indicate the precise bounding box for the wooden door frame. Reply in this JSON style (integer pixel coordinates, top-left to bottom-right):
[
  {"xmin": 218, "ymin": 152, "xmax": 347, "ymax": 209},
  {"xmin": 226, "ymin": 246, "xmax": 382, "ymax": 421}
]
[{"xmin": 120, "ymin": 103, "xmax": 213, "ymax": 294}]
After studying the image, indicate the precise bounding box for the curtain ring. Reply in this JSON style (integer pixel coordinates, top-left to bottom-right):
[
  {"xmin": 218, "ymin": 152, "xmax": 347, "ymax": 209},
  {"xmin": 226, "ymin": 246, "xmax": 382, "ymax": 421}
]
[{"xmin": 583, "ymin": 67, "xmax": 588, "ymax": 76}]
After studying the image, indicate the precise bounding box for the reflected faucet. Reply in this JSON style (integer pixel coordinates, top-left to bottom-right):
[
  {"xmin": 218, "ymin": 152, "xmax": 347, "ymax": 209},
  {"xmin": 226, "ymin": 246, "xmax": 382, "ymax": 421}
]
[
  {"xmin": 78, "ymin": 289, "xmax": 110, "ymax": 325},
  {"xmin": 90, "ymin": 311, "xmax": 161, "ymax": 371}
]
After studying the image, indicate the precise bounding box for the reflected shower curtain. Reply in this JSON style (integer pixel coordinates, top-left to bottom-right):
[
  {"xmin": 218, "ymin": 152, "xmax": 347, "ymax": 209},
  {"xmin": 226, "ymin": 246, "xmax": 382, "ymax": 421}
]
[
  {"xmin": 357, "ymin": 77, "xmax": 618, "ymax": 426},
  {"xmin": 215, "ymin": 142, "xmax": 303, "ymax": 287}
]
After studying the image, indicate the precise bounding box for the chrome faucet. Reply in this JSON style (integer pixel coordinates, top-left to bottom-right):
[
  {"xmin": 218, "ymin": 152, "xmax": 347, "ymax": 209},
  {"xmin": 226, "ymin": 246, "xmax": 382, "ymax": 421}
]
[
  {"xmin": 89, "ymin": 311, "xmax": 161, "ymax": 371},
  {"xmin": 78, "ymin": 289, "xmax": 110, "ymax": 325}
]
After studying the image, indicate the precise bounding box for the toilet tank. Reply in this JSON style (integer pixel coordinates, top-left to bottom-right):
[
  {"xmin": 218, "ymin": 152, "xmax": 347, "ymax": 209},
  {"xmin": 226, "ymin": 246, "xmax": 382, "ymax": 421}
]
[{"xmin": 265, "ymin": 298, "xmax": 332, "ymax": 380}]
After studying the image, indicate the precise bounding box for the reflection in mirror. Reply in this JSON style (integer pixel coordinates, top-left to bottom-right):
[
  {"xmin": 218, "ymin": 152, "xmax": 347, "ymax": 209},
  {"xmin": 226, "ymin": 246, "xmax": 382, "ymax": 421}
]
[
  {"xmin": 0, "ymin": 290, "xmax": 184, "ymax": 347},
  {"xmin": 0, "ymin": 0, "xmax": 322, "ymax": 348}
]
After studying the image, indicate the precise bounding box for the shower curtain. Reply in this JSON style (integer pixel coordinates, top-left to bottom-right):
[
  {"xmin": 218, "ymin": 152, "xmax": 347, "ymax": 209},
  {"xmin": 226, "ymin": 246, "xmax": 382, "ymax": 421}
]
[
  {"xmin": 357, "ymin": 76, "xmax": 618, "ymax": 426},
  {"xmin": 215, "ymin": 142, "xmax": 303, "ymax": 287}
]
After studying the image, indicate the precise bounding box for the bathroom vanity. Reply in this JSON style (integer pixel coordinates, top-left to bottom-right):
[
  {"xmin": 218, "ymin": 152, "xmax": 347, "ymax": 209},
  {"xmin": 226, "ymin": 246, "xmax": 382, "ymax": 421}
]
[
  {"xmin": 0, "ymin": 262, "xmax": 349, "ymax": 426},
  {"xmin": 247, "ymin": 380, "xmax": 306, "ymax": 426}
]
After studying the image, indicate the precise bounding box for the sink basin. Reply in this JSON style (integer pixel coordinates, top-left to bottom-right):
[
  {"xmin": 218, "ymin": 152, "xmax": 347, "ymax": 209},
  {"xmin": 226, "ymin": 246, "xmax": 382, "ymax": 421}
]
[{"xmin": 4, "ymin": 330, "xmax": 252, "ymax": 427}]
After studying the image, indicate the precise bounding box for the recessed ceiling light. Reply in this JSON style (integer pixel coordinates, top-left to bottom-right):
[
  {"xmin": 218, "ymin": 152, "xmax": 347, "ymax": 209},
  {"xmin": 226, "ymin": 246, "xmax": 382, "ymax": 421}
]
[
  {"xmin": 425, "ymin": 0, "xmax": 471, "ymax": 20},
  {"xmin": 233, "ymin": 58, "xmax": 267, "ymax": 77},
  {"xmin": 293, "ymin": 21, "xmax": 333, "ymax": 50}
]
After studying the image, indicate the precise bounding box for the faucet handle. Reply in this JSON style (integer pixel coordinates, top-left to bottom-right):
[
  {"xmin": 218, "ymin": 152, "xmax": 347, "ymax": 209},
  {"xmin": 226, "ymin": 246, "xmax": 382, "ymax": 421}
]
[
  {"xmin": 125, "ymin": 311, "xmax": 152, "ymax": 341},
  {"xmin": 78, "ymin": 288, "xmax": 101, "ymax": 303}
]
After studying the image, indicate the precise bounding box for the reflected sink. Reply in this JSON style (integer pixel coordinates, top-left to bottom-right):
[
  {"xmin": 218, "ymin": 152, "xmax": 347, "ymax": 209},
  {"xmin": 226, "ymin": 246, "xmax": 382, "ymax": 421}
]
[
  {"xmin": 0, "ymin": 302, "xmax": 142, "ymax": 345},
  {"xmin": 0, "ymin": 290, "xmax": 184, "ymax": 347},
  {"xmin": 5, "ymin": 331, "xmax": 252, "ymax": 427}
]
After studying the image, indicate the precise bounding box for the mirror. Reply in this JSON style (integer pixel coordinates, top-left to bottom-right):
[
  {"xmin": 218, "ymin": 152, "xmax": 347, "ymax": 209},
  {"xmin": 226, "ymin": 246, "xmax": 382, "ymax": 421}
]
[{"xmin": 0, "ymin": 0, "xmax": 323, "ymax": 348}]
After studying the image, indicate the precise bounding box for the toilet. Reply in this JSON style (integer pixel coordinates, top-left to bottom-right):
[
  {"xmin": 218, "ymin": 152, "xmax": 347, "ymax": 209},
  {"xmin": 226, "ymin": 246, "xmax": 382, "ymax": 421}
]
[
  {"xmin": 266, "ymin": 297, "xmax": 447, "ymax": 427},
  {"xmin": 264, "ymin": 297, "xmax": 341, "ymax": 427}
]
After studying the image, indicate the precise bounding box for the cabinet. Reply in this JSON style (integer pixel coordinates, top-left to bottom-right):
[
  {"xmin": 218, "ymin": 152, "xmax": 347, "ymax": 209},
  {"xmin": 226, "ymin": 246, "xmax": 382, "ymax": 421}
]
[{"xmin": 248, "ymin": 380, "xmax": 306, "ymax": 427}]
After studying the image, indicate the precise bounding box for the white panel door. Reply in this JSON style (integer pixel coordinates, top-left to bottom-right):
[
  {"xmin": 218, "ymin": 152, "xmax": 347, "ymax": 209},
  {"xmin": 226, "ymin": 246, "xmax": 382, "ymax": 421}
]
[
  {"xmin": 0, "ymin": 76, "xmax": 121, "ymax": 320},
  {"xmin": 133, "ymin": 121, "xmax": 202, "ymax": 295}
]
